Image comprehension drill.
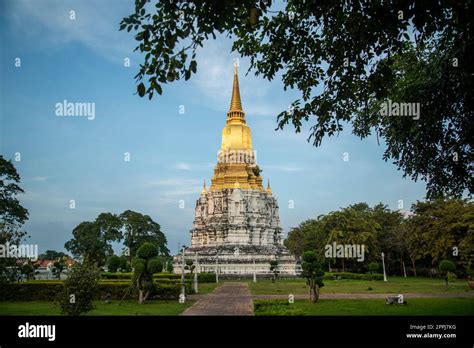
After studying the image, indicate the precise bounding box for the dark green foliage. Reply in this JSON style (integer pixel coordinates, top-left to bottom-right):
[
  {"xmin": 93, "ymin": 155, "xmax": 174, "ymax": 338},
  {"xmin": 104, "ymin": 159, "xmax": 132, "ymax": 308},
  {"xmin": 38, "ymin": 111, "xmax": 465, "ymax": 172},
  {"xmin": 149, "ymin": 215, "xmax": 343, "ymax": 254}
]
[
  {"xmin": 285, "ymin": 199, "xmax": 473, "ymax": 278},
  {"xmin": 0, "ymin": 156, "xmax": 29, "ymax": 283},
  {"xmin": 57, "ymin": 263, "xmax": 101, "ymax": 316},
  {"xmin": 439, "ymin": 260, "xmax": 456, "ymax": 288},
  {"xmin": 0, "ymin": 281, "xmax": 184, "ymax": 301},
  {"xmin": 252, "ymin": 165, "xmax": 262, "ymax": 177},
  {"xmin": 133, "ymin": 242, "xmax": 162, "ymax": 303},
  {"xmin": 38, "ymin": 250, "xmax": 68, "ymax": 260},
  {"xmin": 269, "ymin": 260, "xmax": 279, "ymax": 283},
  {"xmin": 197, "ymin": 273, "xmax": 216, "ymax": 283},
  {"xmin": 301, "ymin": 251, "xmax": 325, "ymax": 303},
  {"xmin": 122, "ymin": 1, "xmax": 473, "ymax": 198},
  {"xmin": 65, "ymin": 213, "xmax": 122, "ymax": 266},
  {"xmin": 65, "ymin": 210, "xmax": 169, "ymax": 267},
  {"xmin": 107, "ymin": 255, "xmax": 121, "ymax": 273},
  {"xmin": 148, "ymin": 259, "xmax": 163, "ymax": 273},
  {"xmin": 121, "ymin": 210, "xmax": 170, "ymax": 259},
  {"xmin": 368, "ymin": 262, "xmax": 380, "ymax": 280},
  {"xmin": 20, "ymin": 263, "xmax": 35, "ymax": 280}
]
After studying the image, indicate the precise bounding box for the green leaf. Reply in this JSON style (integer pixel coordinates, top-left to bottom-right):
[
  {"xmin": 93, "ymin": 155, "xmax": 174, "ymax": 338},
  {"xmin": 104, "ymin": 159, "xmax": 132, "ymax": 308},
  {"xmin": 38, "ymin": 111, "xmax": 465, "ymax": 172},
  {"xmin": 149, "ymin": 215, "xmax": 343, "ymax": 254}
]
[
  {"xmin": 190, "ymin": 60, "xmax": 197, "ymax": 73},
  {"xmin": 137, "ymin": 83, "xmax": 145, "ymax": 97}
]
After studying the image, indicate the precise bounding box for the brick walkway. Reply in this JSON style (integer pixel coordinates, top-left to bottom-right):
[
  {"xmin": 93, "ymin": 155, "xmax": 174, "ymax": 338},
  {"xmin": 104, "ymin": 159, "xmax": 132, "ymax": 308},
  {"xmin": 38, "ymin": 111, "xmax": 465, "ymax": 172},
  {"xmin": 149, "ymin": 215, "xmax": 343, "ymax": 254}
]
[{"xmin": 181, "ymin": 282, "xmax": 254, "ymax": 316}]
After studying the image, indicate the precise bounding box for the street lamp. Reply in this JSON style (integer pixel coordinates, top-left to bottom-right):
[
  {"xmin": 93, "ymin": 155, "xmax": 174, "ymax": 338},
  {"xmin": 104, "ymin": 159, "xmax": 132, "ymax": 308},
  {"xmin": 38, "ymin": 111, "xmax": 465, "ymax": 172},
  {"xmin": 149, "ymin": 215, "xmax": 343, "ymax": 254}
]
[
  {"xmin": 215, "ymin": 251, "xmax": 219, "ymax": 283},
  {"xmin": 381, "ymin": 252, "xmax": 387, "ymax": 282},
  {"xmin": 180, "ymin": 245, "xmax": 187, "ymax": 298},
  {"xmin": 194, "ymin": 252, "xmax": 199, "ymax": 293},
  {"xmin": 253, "ymin": 257, "xmax": 257, "ymax": 283}
]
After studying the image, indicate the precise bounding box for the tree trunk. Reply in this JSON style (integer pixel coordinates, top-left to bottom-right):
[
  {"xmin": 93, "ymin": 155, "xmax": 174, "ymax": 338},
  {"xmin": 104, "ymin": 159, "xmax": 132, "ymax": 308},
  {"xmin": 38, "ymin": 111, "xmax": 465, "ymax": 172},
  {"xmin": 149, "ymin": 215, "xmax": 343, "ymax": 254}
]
[
  {"xmin": 445, "ymin": 276, "xmax": 448, "ymax": 289},
  {"xmin": 309, "ymin": 284, "xmax": 320, "ymax": 303},
  {"xmin": 138, "ymin": 290, "xmax": 144, "ymax": 304},
  {"xmin": 410, "ymin": 257, "xmax": 417, "ymax": 277},
  {"xmin": 342, "ymin": 258, "xmax": 345, "ymax": 272}
]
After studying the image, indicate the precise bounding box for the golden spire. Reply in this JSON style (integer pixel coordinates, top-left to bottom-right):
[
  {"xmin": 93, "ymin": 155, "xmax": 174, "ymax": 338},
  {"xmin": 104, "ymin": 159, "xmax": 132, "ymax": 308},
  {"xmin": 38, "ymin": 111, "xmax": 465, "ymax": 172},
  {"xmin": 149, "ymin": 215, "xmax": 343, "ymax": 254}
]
[
  {"xmin": 266, "ymin": 179, "xmax": 272, "ymax": 194},
  {"xmin": 227, "ymin": 62, "xmax": 245, "ymax": 122},
  {"xmin": 201, "ymin": 179, "xmax": 207, "ymax": 194}
]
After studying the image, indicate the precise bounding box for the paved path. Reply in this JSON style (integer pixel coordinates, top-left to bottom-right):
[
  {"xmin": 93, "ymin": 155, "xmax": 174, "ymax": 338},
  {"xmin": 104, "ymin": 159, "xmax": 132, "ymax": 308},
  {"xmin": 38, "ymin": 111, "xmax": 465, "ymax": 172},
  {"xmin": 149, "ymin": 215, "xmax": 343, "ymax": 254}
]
[{"xmin": 181, "ymin": 282, "xmax": 254, "ymax": 316}]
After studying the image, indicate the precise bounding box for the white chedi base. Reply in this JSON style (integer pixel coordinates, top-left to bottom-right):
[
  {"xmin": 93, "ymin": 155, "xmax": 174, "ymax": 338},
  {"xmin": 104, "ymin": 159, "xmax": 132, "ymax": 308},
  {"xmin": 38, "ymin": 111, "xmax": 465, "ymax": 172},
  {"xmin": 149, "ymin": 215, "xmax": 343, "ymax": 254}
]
[{"xmin": 173, "ymin": 244, "xmax": 301, "ymax": 276}]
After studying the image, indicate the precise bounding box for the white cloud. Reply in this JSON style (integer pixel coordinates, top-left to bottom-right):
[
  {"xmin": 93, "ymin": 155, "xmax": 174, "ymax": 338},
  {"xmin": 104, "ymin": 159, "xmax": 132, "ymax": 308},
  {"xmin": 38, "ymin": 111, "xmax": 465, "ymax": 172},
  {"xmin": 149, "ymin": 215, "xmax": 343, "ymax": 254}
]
[
  {"xmin": 265, "ymin": 164, "xmax": 304, "ymax": 172},
  {"xmin": 145, "ymin": 178, "xmax": 201, "ymax": 187},
  {"xmin": 192, "ymin": 38, "xmax": 287, "ymax": 117},
  {"xmin": 175, "ymin": 162, "xmax": 191, "ymax": 171},
  {"xmin": 31, "ymin": 176, "xmax": 47, "ymax": 182},
  {"xmin": 4, "ymin": 0, "xmax": 136, "ymax": 64}
]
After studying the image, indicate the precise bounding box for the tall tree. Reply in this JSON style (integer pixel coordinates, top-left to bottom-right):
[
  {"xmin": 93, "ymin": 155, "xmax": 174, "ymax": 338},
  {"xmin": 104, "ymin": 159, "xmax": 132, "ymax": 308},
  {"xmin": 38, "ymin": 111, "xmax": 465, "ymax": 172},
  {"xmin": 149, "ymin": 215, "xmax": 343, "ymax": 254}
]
[
  {"xmin": 120, "ymin": 210, "xmax": 170, "ymax": 260},
  {"xmin": 407, "ymin": 199, "xmax": 474, "ymax": 274},
  {"xmin": 284, "ymin": 218, "xmax": 327, "ymax": 258},
  {"xmin": 322, "ymin": 206, "xmax": 380, "ymax": 271},
  {"xmin": 0, "ymin": 156, "xmax": 29, "ymax": 282},
  {"xmin": 65, "ymin": 213, "xmax": 122, "ymax": 266},
  {"xmin": 0, "ymin": 155, "xmax": 29, "ymax": 245},
  {"xmin": 122, "ymin": 0, "xmax": 473, "ymax": 199}
]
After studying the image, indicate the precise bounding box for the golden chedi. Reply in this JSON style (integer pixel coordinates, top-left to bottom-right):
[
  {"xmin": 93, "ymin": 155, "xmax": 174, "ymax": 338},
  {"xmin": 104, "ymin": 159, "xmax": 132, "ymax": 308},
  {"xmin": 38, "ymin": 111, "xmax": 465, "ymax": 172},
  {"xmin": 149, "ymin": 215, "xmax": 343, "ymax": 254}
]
[{"xmin": 173, "ymin": 64, "xmax": 299, "ymax": 276}]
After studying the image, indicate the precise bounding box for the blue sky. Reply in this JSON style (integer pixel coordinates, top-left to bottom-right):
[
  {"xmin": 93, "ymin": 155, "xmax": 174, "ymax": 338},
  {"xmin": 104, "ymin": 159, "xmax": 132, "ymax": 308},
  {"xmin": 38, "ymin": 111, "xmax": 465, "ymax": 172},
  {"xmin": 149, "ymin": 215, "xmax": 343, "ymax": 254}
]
[{"xmin": 0, "ymin": 0, "xmax": 428, "ymax": 256}]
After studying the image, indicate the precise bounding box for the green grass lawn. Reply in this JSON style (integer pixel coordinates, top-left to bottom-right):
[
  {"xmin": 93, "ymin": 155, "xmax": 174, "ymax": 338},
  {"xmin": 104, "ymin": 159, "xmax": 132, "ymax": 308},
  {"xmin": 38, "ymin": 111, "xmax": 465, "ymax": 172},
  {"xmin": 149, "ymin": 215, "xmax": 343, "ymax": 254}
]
[
  {"xmin": 196, "ymin": 283, "xmax": 219, "ymax": 294},
  {"xmin": 248, "ymin": 277, "xmax": 472, "ymax": 295},
  {"xmin": 0, "ymin": 300, "xmax": 194, "ymax": 316},
  {"xmin": 254, "ymin": 298, "xmax": 474, "ymax": 316}
]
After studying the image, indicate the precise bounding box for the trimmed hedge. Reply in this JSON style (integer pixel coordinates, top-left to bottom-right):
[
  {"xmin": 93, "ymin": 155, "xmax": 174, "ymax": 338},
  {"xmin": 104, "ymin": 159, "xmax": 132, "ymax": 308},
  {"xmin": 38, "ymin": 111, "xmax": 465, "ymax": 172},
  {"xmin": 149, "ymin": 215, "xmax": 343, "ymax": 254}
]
[
  {"xmin": 197, "ymin": 273, "xmax": 216, "ymax": 283},
  {"xmin": 101, "ymin": 272, "xmax": 216, "ymax": 283},
  {"xmin": 324, "ymin": 272, "xmax": 384, "ymax": 281},
  {"xmin": 0, "ymin": 280, "xmax": 191, "ymax": 301}
]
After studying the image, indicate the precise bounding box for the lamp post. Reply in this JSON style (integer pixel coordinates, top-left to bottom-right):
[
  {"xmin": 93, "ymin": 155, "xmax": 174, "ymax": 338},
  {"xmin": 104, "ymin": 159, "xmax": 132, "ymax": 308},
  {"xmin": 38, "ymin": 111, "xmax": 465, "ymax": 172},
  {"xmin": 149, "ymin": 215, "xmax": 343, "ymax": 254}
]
[
  {"xmin": 194, "ymin": 252, "xmax": 199, "ymax": 293},
  {"xmin": 215, "ymin": 251, "xmax": 219, "ymax": 283},
  {"xmin": 180, "ymin": 245, "xmax": 186, "ymax": 298},
  {"xmin": 253, "ymin": 258, "xmax": 257, "ymax": 283},
  {"xmin": 381, "ymin": 252, "xmax": 387, "ymax": 282}
]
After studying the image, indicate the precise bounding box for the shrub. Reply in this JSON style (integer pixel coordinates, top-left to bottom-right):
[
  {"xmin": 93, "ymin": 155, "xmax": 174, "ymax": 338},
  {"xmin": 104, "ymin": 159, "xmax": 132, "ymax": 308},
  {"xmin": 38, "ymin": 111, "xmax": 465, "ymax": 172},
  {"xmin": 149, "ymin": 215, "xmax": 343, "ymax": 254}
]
[
  {"xmin": 101, "ymin": 272, "xmax": 133, "ymax": 280},
  {"xmin": 0, "ymin": 280, "xmax": 185, "ymax": 301},
  {"xmin": 57, "ymin": 263, "xmax": 101, "ymax": 316},
  {"xmin": 107, "ymin": 255, "xmax": 121, "ymax": 273},
  {"xmin": 198, "ymin": 273, "xmax": 216, "ymax": 283}
]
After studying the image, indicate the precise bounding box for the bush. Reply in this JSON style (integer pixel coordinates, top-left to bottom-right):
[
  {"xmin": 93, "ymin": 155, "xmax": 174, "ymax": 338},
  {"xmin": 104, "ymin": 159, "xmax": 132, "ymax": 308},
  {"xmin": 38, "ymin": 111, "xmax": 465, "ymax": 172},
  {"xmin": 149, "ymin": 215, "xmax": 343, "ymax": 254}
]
[
  {"xmin": 0, "ymin": 280, "xmax": 185, "ymax": 301},
  {"xmin": 101, "ymin": 272, "xmax": 133, "ymax": 280},
  {"xmin": 0, "ymin": 281, "xmax": 64, "ymax": 301},
  {"xmin": 58, "ymin": 263, "xmax": 101, "ymax": 316},
  {"xmin": 107, "ymin": 255, "xmax": 121, "ymax": 273},
  {"xmin": 198, "ymin": 273, "xmax": 216, "ymax": 283}
]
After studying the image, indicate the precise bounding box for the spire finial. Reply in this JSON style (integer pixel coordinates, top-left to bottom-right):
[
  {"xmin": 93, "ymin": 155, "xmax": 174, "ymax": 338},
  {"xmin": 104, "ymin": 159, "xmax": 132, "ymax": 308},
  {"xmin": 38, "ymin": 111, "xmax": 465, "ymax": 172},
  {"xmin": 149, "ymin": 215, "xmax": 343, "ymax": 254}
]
[
  {"xmin": 201, "ymin": 179, "xmax": 207, "ymax": 194},
  {"xmin": 228, "ymin": 63, "xmax": 245, "ymax": 120},
  {"xmin": 266, "ymin": 179, "xmax": 272, "ymax": 194}
]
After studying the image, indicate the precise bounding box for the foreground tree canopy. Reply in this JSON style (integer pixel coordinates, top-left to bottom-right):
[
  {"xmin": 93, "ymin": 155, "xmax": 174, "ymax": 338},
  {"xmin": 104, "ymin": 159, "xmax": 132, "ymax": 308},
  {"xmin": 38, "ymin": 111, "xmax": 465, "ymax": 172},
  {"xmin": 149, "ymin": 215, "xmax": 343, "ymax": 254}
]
[
  {"xmin": 122, "ymin": 0, "xmax": 473, "ymax": 199},
  {"xmin": 0, "ymin": 156, "xmax": 29, "ymax": 282}
]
